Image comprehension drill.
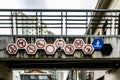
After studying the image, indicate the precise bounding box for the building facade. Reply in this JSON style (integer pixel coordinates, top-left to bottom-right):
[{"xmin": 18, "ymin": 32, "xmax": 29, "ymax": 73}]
[{"xmin": 92, "ymin": 0, "xmax": 120, "ymax": 80}]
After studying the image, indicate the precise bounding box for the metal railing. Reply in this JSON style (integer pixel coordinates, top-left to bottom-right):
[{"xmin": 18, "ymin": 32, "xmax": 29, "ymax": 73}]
[{"xmin": 0, "ymin": 9, "xmax": 120, "ymax": 37}]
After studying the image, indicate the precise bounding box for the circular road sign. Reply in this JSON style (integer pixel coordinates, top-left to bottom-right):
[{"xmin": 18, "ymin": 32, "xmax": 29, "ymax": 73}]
[
  {"xmin": 54, "ymin": 38, "xmax": 65, "ymax": 49},
  {"xmin": 16, "ymin": 38, "xmax": 27, "ymax": 49},
  {"xmin": 64, "ymin": 44, "xmax": 75, "ymax": 55},
  {"xmin": 36, "ymin": 39, "xmax": 46, "ymax": 49},
  {"xmin": 73, "ymin": 38, "xmax": 85, "ymax": 49},
  {"xmin": 82, "ymin": 44, "xmax": 94, "ymax": 55},
  {"xmin": 26, "ymin": 44, "xmax": 37, "ymax": 55},
  {"xmin": 6, "ymin": 43, "xmax": 18, "ymax": 54},
  {"xmin": 45, "ymin": 44, "xmax": 56, "ymax": 55},
  {"xmin": 92, "ymin": 38, "xmax": 104, "ymax": 50}
]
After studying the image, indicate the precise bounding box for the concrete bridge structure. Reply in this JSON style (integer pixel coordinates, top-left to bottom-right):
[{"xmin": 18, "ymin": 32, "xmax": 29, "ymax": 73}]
[{"xmin": 0, "ymin": 9, "xmax": 120, "ymax": 80}]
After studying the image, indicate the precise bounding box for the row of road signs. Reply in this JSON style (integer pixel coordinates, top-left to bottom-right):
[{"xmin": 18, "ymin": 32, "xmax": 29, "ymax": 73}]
[{"xmin": 6, "ymin": 38, "xmax": 104, "ymax": 55}]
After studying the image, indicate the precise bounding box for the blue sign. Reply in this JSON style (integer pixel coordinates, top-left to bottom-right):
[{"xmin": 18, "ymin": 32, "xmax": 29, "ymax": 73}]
[{"xmin": 92, "ymin": 38, "xmax": 104, "ymax": 50}]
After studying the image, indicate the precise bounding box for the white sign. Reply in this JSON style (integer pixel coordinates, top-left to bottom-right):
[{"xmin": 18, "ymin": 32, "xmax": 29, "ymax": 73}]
[
  {"xmin": 82, "ymin": 44, "xmax": 94, "ymax": 55},
  {"xmin": 26, "ymin": 44, "xmax": 37, "ymax": 55},
  {"xmin": 36, "ymin": 39, "xmax": 46, "ymax": 49},
  {"xmin": 64, "ymin": 44, "xmax": 75, "ymax": 55},
  {"xmin": 73, "ymin": 38, "xmax": 85, "ymax": 49},
  {"xmin": 16, "ymin": 38, "xmax": 27, "ymax": 49},
  {"xmin": 6, "ymin": 43, "xmax": 18, "ymax": 54},
  {"xmin": 54, "ymin": 38, "xmax": 65, "ymax": 49},
  {"xmin": 45, "ymin": 44, "xmax": 56, "ymax": 55}
]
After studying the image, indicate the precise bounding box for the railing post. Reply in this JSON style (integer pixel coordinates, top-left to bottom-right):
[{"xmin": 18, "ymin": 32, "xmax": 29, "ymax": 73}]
[
  {"xmin": 61, "ymin": 11, "xmax": 63, "ymax": 36},
  {"xmin": 11, "ymin": 11, "xmax": 13, "ymax": 35},
  {"xmin": 86, "ymin": 11, "xmax": 88, "ymax": 35},
  {"xmin": 36, "ymin": 11, "xmax": 38, "ymax": 35},
  {"xmin": 15, "ymin": 11, "xmax": 18, "ymax": 35},
  {"xmin": 65, "ymin": 12, "xmax": 67, "ymax": 36},
  {"xmin": 40, "ymin": 12, "xmax": 42, "ymax": 35}
]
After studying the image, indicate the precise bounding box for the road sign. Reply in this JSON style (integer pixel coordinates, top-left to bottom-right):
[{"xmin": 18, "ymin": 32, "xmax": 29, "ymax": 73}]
[
  {"xmin": 101, "ymin": 44, "xmax": 113, "ymax": 56},
  {"xmin": 26, "ymin": 44, "xmax": 37, "ymax": 55},
  {"xmin": 6, "ymin": 43, "xmax": 18, "ymax": 54},
  {"xmin": 54, "ymin": 38, "xmax": 65, "ymax": 49},
  {"xmin": 35, "ymin": 39, "xmax": 46, "ymax": 49},
  {"xmin": 16, "ymin": 38, "xmax": 27, "ymax": 49},
  {"xmin": 82, "ymin": 44, "xmax": 94, "ymax": 55},
  {"xmin": 64, "ymin": 44, "xmax": 75, "ymax": 55},
  {"xmin": 92, "ymin": 38, "xmax": 104, "ymax": 50},
  {"xmin": 45, "ymin": 44, "xmax": 56, "ymax": 55},
  {"xmin": 73, "ymin": 38, "xmax": 85, "ymax": 49}
]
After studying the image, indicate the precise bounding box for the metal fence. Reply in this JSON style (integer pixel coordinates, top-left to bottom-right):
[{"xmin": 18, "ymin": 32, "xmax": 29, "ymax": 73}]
[{"xmin": 0, "ymin": 9, "xmax": 120, "ymax": 37}]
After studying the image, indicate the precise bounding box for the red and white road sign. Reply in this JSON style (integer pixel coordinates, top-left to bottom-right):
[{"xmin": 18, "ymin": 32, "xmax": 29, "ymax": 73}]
[
  {"xmin": 35, "ymin": 39, "xmax": 46, "ymax": 49},
  {"xmin": 54, "ymin": 38, "xmax": 65, "ymax": 49},
  {"xmin": 64, "ymin": 44, "xmax": 75, "ymax": 55},
  {"xmin": 73, "ymin": 38, "xmax": 85, "ymax": 49},
  {"xmin": 26, "ymin": 44, "xmax": 37, "ymax": 55},
  {"xmin": 82, "ymin": 44, "xmax": 94, "ymax": 55},
  {"xmin": 45, "ymin": 44, "xmax": 56, "ymax": 55},
  {"xmin": 16, "ymin": 38, "xmax": 27, "ymax": 49},
  {"xmin": 6, "ymin": 43, "xmax": 18, "ymax": 54}
]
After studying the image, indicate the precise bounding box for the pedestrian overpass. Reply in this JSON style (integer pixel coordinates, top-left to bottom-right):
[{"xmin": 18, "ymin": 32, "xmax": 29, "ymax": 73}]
[{"xmin": 0, "ymin": 9, "xmax": 120, "ymax": 80}]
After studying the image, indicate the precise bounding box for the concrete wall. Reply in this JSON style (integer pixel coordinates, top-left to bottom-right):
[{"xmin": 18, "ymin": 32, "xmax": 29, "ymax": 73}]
[
  {"xmin": 0, "ymin": 63, "xmax": 12, "ymax": 80},
  {"xmin": 104, "ymin": 69, "xmax": 120, "ymax": 80},
  {"xmin": 93, "ymin": 0, "xmax": 120, "ymax": 80},
  {"xmin": 93, "ymin": 70, "xmax": 106, "ymax": 80},
  {"xmin": 94, "ymin": 69, "xmax": 120, "ymax": 80}
]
